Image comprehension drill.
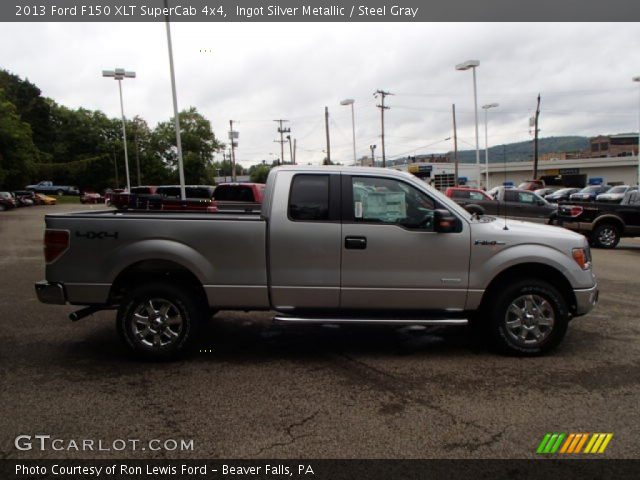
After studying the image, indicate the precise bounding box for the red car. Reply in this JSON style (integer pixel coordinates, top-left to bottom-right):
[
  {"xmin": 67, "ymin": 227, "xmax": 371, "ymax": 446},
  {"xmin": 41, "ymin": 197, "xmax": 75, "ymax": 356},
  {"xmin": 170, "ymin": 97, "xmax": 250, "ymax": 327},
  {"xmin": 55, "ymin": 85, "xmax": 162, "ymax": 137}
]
[
  {"xmin": 518, "ymin": 180, "xmax": 545, "ymax": 191},
  {"xmin": 445, "ymin": 187, "xmax": 492, "ymax": 201}
]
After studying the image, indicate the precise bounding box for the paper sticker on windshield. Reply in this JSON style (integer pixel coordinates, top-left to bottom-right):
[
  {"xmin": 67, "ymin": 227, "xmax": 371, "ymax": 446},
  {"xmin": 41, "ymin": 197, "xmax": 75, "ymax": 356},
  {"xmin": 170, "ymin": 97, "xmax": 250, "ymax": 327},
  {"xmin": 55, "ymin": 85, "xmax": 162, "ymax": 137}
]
[{"xmin": 354, "ymin": 201, "xmax": 363, "ymax": 218}]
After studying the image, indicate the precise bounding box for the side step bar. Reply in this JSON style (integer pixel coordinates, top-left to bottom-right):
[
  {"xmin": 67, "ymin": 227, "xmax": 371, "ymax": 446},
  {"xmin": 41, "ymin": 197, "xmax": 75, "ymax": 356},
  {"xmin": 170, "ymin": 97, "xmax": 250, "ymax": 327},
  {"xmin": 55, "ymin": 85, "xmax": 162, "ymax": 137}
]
[{"xmin": 273, "ymin": 316, "xmax": 468, "ymax": 326}]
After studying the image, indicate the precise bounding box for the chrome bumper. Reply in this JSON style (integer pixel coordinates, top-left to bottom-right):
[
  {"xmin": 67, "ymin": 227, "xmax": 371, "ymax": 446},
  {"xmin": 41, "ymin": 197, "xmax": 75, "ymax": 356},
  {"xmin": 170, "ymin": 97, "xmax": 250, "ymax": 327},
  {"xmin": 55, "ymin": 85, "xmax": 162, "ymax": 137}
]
[
  {"xmin": 35, "ymin": 281, "xmax": 67, "ymax": 305},
  {"xmin": 573, "ymin": 284, "xmax": 598, "ymax": 316}
]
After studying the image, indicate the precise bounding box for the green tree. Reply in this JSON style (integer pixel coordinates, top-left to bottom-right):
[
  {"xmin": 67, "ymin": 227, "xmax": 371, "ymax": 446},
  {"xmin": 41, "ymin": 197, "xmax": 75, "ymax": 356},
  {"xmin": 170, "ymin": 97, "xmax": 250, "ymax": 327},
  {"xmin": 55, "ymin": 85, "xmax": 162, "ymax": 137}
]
[
  {"xmin": 0, "ymin": 70, "xmax": 53, "ymax": 153},
  {"xmin": 249, "ymin": 163, "xmax": 272, "ymax": 183},
  {"xmin": 0, "ymin": 90, "xmax": 37, "ymax": 189},
  {"xmin": 152, "ymin": 107, "xmax": 223, "ymax": 185}
]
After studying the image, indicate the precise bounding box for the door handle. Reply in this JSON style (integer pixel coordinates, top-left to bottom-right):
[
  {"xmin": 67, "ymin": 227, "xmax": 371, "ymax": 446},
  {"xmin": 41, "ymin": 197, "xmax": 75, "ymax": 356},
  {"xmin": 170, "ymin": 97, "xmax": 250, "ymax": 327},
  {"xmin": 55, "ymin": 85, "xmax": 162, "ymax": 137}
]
[{"xmin": 345, "ymin": 236, "xmax": 367, "ymax": 249}]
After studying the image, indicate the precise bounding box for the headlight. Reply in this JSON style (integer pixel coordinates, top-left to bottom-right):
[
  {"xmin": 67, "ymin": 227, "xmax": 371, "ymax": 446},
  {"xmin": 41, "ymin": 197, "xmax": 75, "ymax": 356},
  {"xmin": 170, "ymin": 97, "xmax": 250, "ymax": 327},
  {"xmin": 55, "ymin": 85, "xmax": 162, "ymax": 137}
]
[{"xmin": 572, "ymin": 247, "xmax": 591, "ymax": 270}]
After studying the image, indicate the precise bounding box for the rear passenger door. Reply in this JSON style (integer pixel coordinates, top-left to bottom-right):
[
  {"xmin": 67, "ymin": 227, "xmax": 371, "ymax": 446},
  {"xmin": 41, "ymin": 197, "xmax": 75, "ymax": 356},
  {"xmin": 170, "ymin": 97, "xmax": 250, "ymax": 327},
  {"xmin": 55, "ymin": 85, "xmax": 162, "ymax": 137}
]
[{"xmin": 268, "ymin": 172, "xmax": 342, "ymax": 310}]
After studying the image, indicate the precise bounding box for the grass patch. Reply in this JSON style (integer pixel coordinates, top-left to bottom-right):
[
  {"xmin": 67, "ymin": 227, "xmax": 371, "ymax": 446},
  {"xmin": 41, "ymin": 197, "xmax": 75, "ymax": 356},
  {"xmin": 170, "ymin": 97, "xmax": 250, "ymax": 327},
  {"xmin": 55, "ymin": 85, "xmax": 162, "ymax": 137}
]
[{"xmin": 55, "ymin": 195, "xmax": 81, "ymax": 204}]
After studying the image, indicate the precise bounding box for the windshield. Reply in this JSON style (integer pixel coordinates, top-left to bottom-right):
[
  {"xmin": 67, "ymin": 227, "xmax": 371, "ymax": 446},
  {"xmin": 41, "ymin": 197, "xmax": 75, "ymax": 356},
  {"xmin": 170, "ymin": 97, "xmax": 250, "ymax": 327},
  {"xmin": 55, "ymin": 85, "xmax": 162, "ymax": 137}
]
[
  {"xmin": 553, "ymin": 188, "xmax": 574, "ymax": 195},
  {"xmin": 609, "ymin": 186, "xmax": 628, "ymax": 193},
  {"xmin": 581, "ymin": 186, "xmax": 601, "ymax": 193}
]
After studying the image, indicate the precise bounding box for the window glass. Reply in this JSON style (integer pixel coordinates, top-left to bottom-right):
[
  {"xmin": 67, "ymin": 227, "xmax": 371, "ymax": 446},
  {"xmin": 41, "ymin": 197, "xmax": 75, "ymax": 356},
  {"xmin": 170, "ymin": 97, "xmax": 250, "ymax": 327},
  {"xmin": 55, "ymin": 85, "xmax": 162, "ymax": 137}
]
[
  {"xmin": 516, "ymin": 192, "xmax": 536, "ymax": 204},
  {"xmin": 469, "ymin": 191, "xmax": 486, "ymax": 201},
  {"xmin": 289, "ymin": 175, "xmax": 329, "ymax": 221},
  {"xmin": 215, "ymin": 185, "xmax": 253, "ymax": 201},
  {"xmin": 352, "ymin": 176, "xmax": 435, "ymax": 230},
  {"xmin": 452, "ymin": 190, "xmax": 469, "ymax": 199}
]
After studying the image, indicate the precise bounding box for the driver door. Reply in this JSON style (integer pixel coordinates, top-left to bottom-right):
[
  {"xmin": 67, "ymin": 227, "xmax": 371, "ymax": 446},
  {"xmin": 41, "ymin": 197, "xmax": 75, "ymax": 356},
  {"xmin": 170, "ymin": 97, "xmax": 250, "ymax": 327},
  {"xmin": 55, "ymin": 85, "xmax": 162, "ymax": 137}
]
[{"xmin": 340, "ymin": 175, "xmax": 471, "ymax": 311}]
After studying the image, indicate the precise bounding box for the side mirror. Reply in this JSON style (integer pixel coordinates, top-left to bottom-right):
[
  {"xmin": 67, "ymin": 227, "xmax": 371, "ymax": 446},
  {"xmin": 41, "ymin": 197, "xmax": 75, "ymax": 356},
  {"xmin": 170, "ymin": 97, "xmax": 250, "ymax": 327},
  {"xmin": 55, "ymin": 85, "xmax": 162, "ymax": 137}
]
[{"xmin": 434, "ymin": 209, "xmax": 460, "ymax": 233}]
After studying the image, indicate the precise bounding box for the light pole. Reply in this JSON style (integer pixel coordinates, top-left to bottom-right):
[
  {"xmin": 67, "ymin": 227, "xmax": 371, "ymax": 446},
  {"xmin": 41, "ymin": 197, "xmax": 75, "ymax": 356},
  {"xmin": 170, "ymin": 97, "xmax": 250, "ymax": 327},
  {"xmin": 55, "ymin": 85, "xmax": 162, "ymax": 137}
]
[
  {"xmin": 456, "ymin": 60, "xmax": 481, "ymax": 188},
  {"xmin": 164, "ymin": 0, "xmax": 186, "ymax": 200},
  {"xmin": 340, "ymin": 98, "xmax": 357, "ymax": 165},
  {"xmin": 102, "ymin": 68, "xmax": 135, "ymax": 192},
  {"xmin": 482, "ymin": 103, "xmax": 499, "ymax": 189},
  {"xmin": 370, "ymin": 144, "xmax": 376, "ymax": 166},
  {"xmin": 634, "ymin": 76, "xmax": 640, "ymax": 187}
]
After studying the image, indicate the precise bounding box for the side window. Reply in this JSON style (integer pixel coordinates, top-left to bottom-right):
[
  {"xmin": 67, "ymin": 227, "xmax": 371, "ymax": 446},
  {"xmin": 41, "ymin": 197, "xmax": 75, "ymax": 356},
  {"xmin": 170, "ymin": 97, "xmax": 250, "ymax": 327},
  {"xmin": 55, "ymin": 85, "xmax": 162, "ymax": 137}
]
[
  {"xmin": 289, "ymin": 174, "xmax": 329, "ymax": 221},
  {"xmin": 452, "ymin": 190, "xmax": 469, "ymax": 199},
  {"xmin": 504, "ymin": 190, "xmax": 518, "ymax": 202},
  {"xmin": 469, "ymin": 191, "xmax": 485, "ymax": 201},
  {"xmin": 518, "ymin": 192, "xmax": 536, "ymax": 204},
  {"xmin": 351, "ymin": 176, "xmax": 436, "ymax": 230}
]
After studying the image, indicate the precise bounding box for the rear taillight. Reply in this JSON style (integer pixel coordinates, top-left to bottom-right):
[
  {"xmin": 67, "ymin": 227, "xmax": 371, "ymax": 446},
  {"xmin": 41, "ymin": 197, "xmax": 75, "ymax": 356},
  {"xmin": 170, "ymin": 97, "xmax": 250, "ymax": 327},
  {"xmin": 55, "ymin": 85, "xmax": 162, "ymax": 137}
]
[
  {"xmin": 44, "ymin": 229, "xmax": 69, "ymax": 263},
  {"xmin": 570, "ymin": 206, "xmax": 583, "ymax": 217}
]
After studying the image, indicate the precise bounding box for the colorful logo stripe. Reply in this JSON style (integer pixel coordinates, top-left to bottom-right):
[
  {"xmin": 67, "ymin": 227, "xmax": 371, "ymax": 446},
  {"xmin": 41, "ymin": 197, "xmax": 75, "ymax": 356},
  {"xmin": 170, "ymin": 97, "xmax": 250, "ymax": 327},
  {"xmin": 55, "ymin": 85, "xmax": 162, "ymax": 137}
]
[{"xmin": 537, "ymin": 433, "xmax": 613, "ymax": 454}]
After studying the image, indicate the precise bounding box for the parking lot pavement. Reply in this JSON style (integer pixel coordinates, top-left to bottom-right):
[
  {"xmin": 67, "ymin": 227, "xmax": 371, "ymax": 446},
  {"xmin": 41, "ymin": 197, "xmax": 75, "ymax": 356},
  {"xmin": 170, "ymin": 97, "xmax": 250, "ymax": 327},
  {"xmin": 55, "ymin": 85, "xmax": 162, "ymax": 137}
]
[{"xmin": 1, "ymin": 204, "xmax": 639, "ymax": 460}]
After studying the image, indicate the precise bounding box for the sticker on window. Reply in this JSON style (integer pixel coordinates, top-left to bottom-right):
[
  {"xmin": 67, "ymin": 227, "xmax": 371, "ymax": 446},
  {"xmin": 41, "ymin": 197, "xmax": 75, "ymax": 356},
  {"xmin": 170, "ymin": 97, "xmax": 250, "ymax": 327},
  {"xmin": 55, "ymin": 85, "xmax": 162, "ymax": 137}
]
[{"xmin": 363, "ymin": 192, "xmax": 406, "ymax": 221}]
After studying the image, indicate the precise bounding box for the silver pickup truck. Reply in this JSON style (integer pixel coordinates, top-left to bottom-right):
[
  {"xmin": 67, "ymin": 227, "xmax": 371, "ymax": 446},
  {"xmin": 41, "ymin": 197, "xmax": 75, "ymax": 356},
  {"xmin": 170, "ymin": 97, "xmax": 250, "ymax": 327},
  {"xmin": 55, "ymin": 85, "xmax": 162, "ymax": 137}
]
[{"xmin": 36, "ymin": 166, "xmax": 598, "ymax": 358}]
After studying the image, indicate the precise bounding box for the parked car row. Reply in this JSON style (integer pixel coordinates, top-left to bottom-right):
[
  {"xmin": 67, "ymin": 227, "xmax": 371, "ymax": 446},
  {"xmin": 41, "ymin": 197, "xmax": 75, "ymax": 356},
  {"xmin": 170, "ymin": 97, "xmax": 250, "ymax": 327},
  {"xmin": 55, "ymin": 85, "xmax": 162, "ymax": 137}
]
[
  {"xmin": 0, "ymin": 190, "xmax": 58, "ymax": 211},
  {"xmin": 446, "ymin": 186, "xmax": 557, "ymax": 224},
  {"xmin": 107, "ymin": 183, "xmax": 265, "ymax": 212}
]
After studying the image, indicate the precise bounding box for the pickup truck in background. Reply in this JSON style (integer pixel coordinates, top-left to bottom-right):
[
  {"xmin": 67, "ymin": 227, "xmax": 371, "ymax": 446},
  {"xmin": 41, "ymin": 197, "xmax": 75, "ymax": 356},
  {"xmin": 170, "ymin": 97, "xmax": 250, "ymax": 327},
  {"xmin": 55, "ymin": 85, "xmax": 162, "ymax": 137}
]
[
  {"xmin": 450, "ymin": 186, "xmax": 557, "ymax": 223},
  {"xmin": 26, "ymin": 181, "xmax": 80, "ymax": 196},
  {"xmin": 35, "ymin": 166, "xmax": 597, "ymax": 358},
  {"xmin": 558, "ymin": 190, "xmax": 640, "ymax": 248}
]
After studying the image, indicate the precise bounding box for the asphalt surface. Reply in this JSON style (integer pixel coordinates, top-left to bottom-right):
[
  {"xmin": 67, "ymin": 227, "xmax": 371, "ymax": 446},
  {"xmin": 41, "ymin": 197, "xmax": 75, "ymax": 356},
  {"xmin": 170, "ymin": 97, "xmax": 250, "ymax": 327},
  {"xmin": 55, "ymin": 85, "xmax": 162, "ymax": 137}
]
[{"xmin": 1, "ymin": 203, "xmax": 639, "ymax": 460}]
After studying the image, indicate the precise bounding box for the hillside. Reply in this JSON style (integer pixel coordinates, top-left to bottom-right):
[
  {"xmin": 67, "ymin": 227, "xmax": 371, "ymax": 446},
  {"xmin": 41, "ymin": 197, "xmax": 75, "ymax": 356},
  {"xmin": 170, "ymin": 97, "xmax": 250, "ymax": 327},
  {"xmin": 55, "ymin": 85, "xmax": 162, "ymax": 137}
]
[{"xmin": 454, "ymin": 136, "xmax": 589, "ymax": 163}]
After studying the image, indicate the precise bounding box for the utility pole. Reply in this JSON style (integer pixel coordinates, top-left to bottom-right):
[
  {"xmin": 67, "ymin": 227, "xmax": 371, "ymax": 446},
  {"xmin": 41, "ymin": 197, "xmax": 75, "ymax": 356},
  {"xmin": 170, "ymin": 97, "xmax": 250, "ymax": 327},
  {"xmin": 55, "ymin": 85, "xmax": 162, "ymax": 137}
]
[
  {"xmin": 229, "ymin": 120, "xmax": 238, "ymax": 182},
  {"xmin": 370, "ymin": 144, "xmax": 376, "ymax": 166},
  {"xmin": 452, "ymin": 104, "xmax": 459, "ymax": 186},
  {"xmin": 293, "ymin": 138, "xmax": 297, "ymax": 165},
  {"xmin": 533, "ymin": 93, "xmax": 541, "ymax": 180},
  {"xmin": 112, "ymin": 144, "xmax": 119, "ymax": 189},
  {"xmin": 273, "ymin": 119, "xmax": 290, "ymax": 166},
  {"xmin": 286, "ymin": 135, "xmax": 294, "ymax": 164},
  {"xmin": 133, "ymin": 119, "xmax": 141, "ymax": 186},
  {"xmin": 374, "ymin": 89, "xmax": 393, "ymax": 167},
  {"xmin": 324, "ymin": 106, "xmax": 331, "ymax": 164}
]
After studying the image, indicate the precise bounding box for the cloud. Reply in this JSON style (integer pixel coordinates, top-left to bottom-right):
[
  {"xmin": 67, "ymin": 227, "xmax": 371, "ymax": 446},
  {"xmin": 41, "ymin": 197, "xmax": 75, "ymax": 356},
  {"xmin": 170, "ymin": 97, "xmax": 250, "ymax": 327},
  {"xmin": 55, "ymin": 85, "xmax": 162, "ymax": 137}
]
[{"xmin": 1, "ymin": 22, "xmax": 639, "ymax": 166}]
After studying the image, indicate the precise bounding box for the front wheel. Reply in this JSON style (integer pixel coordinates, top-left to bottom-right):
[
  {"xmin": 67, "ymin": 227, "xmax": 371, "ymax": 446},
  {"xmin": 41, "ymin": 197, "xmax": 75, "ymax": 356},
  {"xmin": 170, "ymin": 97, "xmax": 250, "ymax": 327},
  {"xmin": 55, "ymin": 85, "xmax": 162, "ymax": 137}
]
[
  {"xmin": 487, "ymin": 279, "xmax": 569, "ymax": 356},
  {"xmin": 591, "ymin": 223, "xmax": 620, "ymax": 249},
  {"xmin": 116, "ymin": 282, "xmax": 205, "ymax": 359}
]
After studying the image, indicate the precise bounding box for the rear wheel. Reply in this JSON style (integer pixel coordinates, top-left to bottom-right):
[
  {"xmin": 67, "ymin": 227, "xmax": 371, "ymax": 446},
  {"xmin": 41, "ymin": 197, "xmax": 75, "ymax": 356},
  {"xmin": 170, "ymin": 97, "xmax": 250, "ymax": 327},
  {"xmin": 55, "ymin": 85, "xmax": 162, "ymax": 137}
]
[
  {"xmin": 591, "ymin": 223, "xmax": 620, "ymax": 249},
  {"xmin": 487, "ymin": 279, "xmax": 568, "ymax": 356},
  {"xmin": 116, "ymin": 282, "xmax": 205, "ymax": 359}
]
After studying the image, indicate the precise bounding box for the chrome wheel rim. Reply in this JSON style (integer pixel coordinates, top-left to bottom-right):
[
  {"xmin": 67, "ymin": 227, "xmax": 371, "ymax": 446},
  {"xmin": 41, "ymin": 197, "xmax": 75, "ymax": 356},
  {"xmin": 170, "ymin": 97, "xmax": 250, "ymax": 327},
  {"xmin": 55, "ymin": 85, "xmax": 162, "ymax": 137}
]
[
  {"xmin": 597, "ymin": 227, "xmax": 616, "ymax": 247},
  {"xmin": 131, "ymin": 298, "xmax": 183, "ymax": 348},
  {"xmin": 504, "ymin": 294, "xmax": 555, "ymax": 346}
]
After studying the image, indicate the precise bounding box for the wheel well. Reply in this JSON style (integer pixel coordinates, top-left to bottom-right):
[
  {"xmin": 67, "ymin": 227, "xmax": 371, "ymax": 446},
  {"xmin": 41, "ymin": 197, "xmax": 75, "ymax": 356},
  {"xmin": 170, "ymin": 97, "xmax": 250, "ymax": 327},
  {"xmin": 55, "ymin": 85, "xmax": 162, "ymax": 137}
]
[
  {"xmin": 109, "ymin": 260, "xmax": 207, "ymax": 306},
  {"xmin": 480, "ymin": 263, "xmax": 577, "ymax": 315}
]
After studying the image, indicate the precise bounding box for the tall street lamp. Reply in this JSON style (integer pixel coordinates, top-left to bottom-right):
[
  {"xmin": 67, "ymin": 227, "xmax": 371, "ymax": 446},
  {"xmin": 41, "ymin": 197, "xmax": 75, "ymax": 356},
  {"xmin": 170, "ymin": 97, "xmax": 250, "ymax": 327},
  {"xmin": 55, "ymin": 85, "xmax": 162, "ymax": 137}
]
[
  {"xmin": 482, "ymin": 103, "xmax": 499, "ymax": 189},
  {"xmin": 456, "ymin": 59, "xmax": 481, "ymax": 188},
  {"xmin": 340, "ymin": 98, "xmax": 357, "ymax": 165},
  {"xmin": 102, "ymin": 68, "xmax": 135, "ymax": 192},
  {"xmin": 634, "ymin": 76, "xmax": 640, "ymax": 187}
]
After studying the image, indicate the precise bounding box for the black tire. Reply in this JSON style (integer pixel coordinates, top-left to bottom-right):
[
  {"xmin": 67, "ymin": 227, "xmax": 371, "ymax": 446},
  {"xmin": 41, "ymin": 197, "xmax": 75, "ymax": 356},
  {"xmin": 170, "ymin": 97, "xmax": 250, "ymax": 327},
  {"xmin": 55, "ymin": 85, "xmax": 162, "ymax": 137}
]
[
  {"xmin": 487, "ymin": 279, "xmax": 569, "ymax": 356},
  {"xmin": 116, "ymin": 282, "xmax": 205, "ymax": 360},
  {"xmin": 591, "ymin": 223, "xmax": 620, "ymax": 249},
  {"xmin": 0, "ymin": 204, "xmax": 5, "ymax": 212}
]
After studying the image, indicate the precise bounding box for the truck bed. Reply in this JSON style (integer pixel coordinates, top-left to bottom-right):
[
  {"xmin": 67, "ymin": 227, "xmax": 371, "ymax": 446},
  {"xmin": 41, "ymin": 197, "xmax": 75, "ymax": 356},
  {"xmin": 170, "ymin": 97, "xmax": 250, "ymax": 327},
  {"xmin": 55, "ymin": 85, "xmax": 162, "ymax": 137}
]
[{"xmin": 44, "ymin": 209, "xmax": 269, "ymax": 308}]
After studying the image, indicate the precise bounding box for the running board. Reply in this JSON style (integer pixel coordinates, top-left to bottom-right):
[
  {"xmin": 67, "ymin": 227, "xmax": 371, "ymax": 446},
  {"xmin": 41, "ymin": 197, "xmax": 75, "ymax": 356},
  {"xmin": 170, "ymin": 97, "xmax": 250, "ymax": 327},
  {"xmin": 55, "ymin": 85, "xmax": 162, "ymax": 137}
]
[{"xmin": 273, "ymin": 315, "xmax": 468, "ymax": 326}]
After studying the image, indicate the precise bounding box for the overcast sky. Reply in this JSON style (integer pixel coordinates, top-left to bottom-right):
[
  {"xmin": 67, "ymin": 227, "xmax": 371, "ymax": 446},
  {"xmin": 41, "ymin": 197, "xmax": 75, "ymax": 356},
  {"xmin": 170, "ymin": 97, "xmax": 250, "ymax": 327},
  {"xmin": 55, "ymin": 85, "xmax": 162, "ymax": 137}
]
[{"xmin": 2, "ymin": 22, "xmax": 639, "ymax": 166}]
